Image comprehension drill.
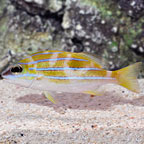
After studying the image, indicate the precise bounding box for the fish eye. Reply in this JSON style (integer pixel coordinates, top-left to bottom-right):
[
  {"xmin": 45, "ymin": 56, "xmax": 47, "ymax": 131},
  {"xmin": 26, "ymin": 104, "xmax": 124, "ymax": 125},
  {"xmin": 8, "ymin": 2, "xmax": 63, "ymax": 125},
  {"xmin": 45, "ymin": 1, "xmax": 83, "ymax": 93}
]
[{"xmin": 10, "ymin": 65, "xmax": 23, "ymax": 73}]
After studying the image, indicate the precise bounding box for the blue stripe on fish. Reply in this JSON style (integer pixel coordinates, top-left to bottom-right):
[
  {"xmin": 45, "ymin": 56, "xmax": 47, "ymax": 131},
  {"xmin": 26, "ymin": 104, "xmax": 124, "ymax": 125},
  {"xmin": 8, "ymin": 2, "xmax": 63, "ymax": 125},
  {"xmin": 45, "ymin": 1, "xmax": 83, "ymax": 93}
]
[
  {"xmin": 29, "ymin": 67, "xmax": 101, "ymax": 71},
  {"xmin": 4, "ymin": 73, "xmax": 115, "ymax": 80},
  {"xmin": 45, "ymin": 76, "xmax": 115, "ymax": 80},
  {"xmin": 22, "ymin": 52, "xmax": 62, "ymax": 60},
  {"xmin": 3, "ymin": 74, "xmax": 43, "ymax": 79},
  {"xmin": 19, "ymin": 58, "xmax": 88, "ymax": 65}
]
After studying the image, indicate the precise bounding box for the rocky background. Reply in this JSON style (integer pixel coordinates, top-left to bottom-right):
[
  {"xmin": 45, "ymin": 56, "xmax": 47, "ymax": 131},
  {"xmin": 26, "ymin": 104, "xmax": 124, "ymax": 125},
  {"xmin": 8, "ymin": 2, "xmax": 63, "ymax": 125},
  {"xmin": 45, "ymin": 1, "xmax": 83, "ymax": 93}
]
[
  {"xmin": 0, "ymin": 1, "xmax": 144, "ymax": 143},
  {"xmin": 0, "ymin": 0, "xmax": 144, "ymax": 75}
]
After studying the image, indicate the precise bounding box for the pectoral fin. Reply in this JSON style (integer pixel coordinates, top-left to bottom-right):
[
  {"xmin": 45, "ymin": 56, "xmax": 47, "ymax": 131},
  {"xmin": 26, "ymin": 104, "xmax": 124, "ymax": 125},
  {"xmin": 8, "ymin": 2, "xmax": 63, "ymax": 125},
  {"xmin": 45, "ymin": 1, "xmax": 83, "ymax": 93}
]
[
  {"xmin": 83, "ymin": 90, "xmax": 104, "ymax": 96},
  {"xmin": 36, "ymin": 76, "xmax": 44, "ymax": 80},
  {"xmin": 43, "ymin": 91, "xmax": 56, "ymax": 104}
]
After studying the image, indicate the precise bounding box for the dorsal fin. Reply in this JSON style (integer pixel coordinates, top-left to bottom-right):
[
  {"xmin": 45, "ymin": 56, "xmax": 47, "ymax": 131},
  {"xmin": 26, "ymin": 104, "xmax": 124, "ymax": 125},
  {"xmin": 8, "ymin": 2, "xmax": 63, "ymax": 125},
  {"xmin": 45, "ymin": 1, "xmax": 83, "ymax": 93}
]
[{"xmin": 80, "ymin": 52, "xmax": 108, "ymax": 69}]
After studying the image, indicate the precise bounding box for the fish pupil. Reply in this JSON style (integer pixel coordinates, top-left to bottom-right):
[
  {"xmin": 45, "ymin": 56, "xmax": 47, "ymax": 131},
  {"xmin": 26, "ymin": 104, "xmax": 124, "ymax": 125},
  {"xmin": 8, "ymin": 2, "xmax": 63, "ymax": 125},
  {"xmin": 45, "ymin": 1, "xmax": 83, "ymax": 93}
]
[{"xmin": 11, "ymin": 65, "xmax": 23, "ymax": 73}]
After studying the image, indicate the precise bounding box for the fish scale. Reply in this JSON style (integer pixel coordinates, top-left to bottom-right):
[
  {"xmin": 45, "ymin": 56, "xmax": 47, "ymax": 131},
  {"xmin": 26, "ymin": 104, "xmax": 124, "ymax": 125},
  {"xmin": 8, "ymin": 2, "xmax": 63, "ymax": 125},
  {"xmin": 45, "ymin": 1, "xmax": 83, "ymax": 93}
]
[
  {"xmin": 18, "ymin": 50, "xmax": 107, "ymax": 82},
  {"xmin": 2, "ymin": 50, "xmax": 142, "ymax": 103}
]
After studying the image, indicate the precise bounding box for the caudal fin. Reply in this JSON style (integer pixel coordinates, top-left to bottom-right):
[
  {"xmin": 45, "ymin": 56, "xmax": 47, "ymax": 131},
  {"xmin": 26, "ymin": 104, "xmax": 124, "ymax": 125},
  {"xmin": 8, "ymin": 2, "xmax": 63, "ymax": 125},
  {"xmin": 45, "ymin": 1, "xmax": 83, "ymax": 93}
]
[{"xmin": 112, "ymin": 62, "xmax": 142, "ymax": 93}]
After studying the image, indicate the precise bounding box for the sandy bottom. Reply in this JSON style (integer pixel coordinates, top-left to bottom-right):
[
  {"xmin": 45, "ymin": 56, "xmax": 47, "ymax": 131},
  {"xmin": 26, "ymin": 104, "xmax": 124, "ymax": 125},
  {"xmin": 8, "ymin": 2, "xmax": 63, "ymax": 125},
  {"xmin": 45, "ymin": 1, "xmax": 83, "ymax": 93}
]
[{"xmin": 0, "ymin": 80, "xmax": 144, "ymax": 144}]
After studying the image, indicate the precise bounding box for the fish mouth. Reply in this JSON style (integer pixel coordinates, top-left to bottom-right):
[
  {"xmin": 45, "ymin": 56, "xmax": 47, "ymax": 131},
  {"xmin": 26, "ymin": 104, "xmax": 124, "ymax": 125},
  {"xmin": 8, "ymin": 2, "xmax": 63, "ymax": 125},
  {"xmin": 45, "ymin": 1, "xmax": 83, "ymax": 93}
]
[
  {"xmin": 1, "ymin": 68, "xmax": 11, "ymax": 78},
  {"xmin": 1, "ymin": 66, "xmax": 16, "ymax": 79}
]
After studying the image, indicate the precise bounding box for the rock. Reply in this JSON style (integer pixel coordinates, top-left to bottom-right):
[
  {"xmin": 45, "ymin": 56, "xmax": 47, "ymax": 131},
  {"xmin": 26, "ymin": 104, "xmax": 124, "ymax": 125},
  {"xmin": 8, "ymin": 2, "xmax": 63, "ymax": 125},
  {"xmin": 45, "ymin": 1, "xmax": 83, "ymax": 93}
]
[
  {"xmin": 62, "ymin": 11, "xmax": 71, "ymax": 29},
  {"xmin": 10, "ymin": 0, "xmax": 64, "ymax": 14},
  {"xmin": 62, "ymin": 1, "xmax": 109, "ymax": 53},
  {"xmin": 46, "ymin": 0, "xmax": 63, "ymax": 13},
  {"xmin": 118, "ymin": 0, "xmax": 144, "ymax": 19},
  {"xmin": 0, "ymin": 0, "xmax": 144, "ymax": 77}
]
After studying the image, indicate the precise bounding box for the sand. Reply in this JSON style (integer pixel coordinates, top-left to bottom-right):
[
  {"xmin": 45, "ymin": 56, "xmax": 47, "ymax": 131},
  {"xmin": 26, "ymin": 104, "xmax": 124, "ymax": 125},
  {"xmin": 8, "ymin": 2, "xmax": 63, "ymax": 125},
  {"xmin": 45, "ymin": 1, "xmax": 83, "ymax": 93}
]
[{"xmin": 0, "ymin": 80, "xmax": 144, "ymax": 144}]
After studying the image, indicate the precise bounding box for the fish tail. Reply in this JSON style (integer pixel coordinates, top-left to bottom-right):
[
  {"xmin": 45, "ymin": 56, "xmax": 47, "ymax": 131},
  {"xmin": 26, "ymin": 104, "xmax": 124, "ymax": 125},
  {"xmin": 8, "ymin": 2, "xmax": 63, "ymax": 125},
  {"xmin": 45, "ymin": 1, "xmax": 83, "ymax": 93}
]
[{"xmin": 112, "ymin": 62, "xmax": 142, "ymax": 93}]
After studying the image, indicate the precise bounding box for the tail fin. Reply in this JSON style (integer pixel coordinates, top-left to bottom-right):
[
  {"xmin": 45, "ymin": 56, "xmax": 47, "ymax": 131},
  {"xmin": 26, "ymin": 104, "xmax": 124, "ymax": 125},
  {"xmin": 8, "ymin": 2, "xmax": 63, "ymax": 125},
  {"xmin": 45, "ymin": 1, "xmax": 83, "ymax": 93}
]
[{"xmin": 112, "ymin": 62, "xmax": 142, "ymax": 93}]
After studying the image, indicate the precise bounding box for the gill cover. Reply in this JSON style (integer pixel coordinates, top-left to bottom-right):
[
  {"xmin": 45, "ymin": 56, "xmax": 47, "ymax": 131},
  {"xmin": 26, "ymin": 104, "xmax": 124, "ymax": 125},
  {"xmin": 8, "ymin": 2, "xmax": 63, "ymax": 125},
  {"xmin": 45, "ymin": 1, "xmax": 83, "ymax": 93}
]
[{"xmin": 2, "ymin": 64, "xmax": 34, "ymax": 88}]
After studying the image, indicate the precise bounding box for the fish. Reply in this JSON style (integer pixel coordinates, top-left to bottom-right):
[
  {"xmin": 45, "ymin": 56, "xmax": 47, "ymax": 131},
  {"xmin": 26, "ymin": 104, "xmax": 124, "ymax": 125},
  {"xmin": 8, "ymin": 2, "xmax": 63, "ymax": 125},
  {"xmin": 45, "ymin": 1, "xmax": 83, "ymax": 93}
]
[{"xmin": 1, "ymin": 50, "xmax": 142, "ymax": 104}]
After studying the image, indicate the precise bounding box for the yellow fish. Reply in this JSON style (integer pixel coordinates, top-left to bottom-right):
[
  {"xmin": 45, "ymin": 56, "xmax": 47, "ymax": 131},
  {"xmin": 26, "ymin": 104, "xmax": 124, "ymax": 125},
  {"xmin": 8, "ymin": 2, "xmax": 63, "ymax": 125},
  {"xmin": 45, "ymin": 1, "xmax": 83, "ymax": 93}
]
[{"xmin": 2, "ymin": 50, "xmax": 142, "ymax": 104}]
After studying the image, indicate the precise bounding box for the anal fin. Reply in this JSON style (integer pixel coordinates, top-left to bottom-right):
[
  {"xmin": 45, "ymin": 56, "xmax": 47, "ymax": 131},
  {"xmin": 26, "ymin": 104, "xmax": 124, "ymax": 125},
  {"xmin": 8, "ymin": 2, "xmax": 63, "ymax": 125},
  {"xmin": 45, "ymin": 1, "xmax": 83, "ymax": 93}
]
[{"xmin": 36, "ymin": 76, "xmax": 43, "ymax": 80}]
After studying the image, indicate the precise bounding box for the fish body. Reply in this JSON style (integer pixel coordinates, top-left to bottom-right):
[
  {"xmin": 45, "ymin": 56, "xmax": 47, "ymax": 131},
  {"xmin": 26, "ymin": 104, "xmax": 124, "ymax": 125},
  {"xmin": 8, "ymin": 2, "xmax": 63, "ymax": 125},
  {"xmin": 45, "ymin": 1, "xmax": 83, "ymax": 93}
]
[{"xmin": 2, "ymin": 50, "xmax": 142, "ymax": 103}]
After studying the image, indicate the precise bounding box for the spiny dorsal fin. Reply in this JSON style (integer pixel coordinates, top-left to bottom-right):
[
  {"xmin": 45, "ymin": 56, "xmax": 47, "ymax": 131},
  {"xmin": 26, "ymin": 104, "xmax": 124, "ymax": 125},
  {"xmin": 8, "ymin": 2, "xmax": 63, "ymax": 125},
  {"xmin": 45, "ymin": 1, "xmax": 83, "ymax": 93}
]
[{"xmin": 80, "ymin": 52, "xmax": 108, "ymax": 69}]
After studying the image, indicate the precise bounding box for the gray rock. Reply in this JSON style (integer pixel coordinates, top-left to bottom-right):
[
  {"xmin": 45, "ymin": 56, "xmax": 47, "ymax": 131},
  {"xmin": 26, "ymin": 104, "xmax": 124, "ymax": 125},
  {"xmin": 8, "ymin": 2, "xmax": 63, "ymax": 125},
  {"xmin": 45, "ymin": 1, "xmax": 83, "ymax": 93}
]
[
  {"xmin": 0, "ymin": 0, "xmax": 144, "ymax": 77},
  {"xmin": 118, "ymin": 0, "xmax": 144, "ymax": 19}
]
